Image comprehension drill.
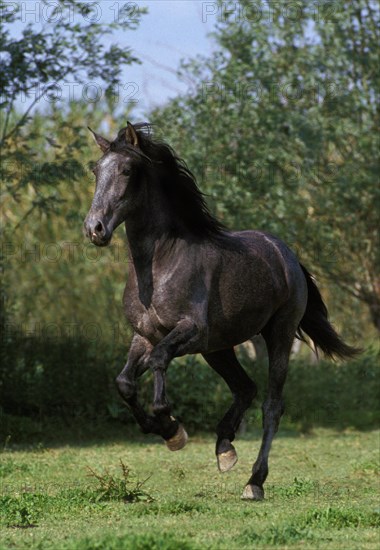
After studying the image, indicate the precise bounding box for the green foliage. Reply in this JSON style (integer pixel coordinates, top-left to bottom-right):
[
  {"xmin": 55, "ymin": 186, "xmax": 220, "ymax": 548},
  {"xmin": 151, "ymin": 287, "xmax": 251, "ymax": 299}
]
[
  {"xmin": 0, "ymin": 493, "xmax": 47, "ymax": 527},
  {"xmin": 151, "ymin": 0, "xmax": 380, "ymax": 332},
  {"xmin": 86, "ymin": 460, "xmax": 153, "ymax": 503},
  {"xmin": 0, "ymin": 459, "xmax": 30, "ymax": 478},
  {"xmin": 1, "ymin": 333, "xmax": 379, "ymax": 441},
  {"xmin": 281, "ymin": 347, "xmax": 380, "ymax": 432},
  {"xmin": 271, "ymin": 477, "xmax": 318, "ymax": 499},
  {"xmin": 0, "ymin": 329, "xmax": 121, "ymax": 422},
  {"xmin": 1, "ymin": 0, "xmax": 145, "ymax": 224},
  {"xmin": 1, "ymin": 103, "xmax": 133, "ymax": 351},
  {"xmin": 0, "ymin": 0, "xmax": 142, "ymax": 105},
  {"xmin": 0, "ymin": 1, "xmax": 143, "ymax": 365}
]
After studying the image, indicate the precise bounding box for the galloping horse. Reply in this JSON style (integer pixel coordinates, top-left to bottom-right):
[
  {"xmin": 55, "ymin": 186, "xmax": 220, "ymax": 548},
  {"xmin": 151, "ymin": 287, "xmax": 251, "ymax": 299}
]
[{"xmin": 84, "ymin": 122, "xmax": 358, "ymax": 500}]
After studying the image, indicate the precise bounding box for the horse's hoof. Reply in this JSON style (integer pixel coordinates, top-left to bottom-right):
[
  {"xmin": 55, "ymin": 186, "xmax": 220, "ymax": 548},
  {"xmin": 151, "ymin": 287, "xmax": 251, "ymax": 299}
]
[
  {"xmin": 217, "ymin": 447, "xmax": 238, "ymax": 473},
  {"xmin": 241, "ymin": 484, "xmax": 264, "ymax": 501},
  {"xmin": 165, "ymin": 424, "xmax": 188, "ymax": 451}
]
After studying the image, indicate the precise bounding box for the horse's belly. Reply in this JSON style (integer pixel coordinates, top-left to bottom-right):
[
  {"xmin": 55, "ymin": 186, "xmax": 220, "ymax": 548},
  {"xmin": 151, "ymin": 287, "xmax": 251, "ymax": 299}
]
[
  {"xmin": 207, "ymin": 305, "xmax": 272, "ymax": 351},
  {"xmin": 204, "ymin": 252, "xmax": 284, "ymax": 350}
]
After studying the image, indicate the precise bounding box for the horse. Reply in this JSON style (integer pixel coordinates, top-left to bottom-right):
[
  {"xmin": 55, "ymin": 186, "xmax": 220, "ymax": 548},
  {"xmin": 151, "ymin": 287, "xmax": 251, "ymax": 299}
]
[{"xmin": 84, "ymin": 122, "xmax": 359, "ymax": 500}]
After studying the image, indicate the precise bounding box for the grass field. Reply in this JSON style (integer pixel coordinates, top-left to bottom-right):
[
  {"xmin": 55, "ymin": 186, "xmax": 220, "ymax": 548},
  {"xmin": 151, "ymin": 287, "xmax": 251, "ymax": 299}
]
[{"xmin": 0, "ymin": 427, "xmax": 379, "ymax": 549}]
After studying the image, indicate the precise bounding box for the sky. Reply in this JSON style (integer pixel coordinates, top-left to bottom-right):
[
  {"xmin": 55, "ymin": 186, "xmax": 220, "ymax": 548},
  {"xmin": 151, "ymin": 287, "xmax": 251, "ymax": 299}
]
[
  {"xmin": 117, "ymin": 1, "xmax": 217, "ymax": 117},
  {"xmin": 8, "ymin": 0, "xmax": 219, "ymax": 119}
]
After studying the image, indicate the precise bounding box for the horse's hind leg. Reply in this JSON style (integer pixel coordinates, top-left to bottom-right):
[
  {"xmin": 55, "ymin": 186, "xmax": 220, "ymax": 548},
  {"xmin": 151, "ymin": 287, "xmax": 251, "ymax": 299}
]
[
  {"xmin": 203, "ymin": 349, "xmax": 257, "ymax": 473},
  {"xmin": 242, "ymin": 317, "xmax": 295, "ymax": 501}
]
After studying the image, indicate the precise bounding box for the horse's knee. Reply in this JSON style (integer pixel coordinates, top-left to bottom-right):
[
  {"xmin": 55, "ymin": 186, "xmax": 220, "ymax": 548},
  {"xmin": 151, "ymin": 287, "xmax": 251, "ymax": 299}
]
[
  {"xmin": 152, "ymin": 399, "xmax": 171, "ymax": 417},
  {"xmin": 115, "ymin": 374, "xmax": 136, "ymax": 401}
]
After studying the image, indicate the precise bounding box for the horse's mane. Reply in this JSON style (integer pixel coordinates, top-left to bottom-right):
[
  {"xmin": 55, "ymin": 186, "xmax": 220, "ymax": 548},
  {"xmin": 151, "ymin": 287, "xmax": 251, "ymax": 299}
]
[{"xmin": 112, "ymin": 123, "xmax": 226, "ymax": 239}]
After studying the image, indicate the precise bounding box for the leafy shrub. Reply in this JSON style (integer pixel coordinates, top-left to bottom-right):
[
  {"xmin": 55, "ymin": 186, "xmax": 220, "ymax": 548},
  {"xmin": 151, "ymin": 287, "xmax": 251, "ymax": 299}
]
[
  {"xmin": 0, "ymin": 493, "xmax": 47, "ymax": 527},
  {"xmin": 86, "ymin": 460, "xmax": 153, "ymax": 503},
  {"xmin": 1, "ymin": 314, "xmax": 378, "ymax": 439},
  {"xmin": 0, "ymin": 331, "xmax": 117, "ymax": 419},
  {"xmin": 282, "ymin": 347, "xmax": 380, "ymax": 431}
]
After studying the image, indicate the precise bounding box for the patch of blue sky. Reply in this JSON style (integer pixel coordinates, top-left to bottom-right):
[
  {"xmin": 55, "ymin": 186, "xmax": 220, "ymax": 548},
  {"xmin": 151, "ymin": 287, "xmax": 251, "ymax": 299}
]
[{"xmin": 5, "ymin": 0, "xmax": 218, "ymax": 117}]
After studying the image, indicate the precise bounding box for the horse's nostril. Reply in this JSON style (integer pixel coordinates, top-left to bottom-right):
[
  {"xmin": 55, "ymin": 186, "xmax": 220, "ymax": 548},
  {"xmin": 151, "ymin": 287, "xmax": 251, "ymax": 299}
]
[{"xmin": 95, "ymin": 221, "xmax": 103, "ymax": 235}]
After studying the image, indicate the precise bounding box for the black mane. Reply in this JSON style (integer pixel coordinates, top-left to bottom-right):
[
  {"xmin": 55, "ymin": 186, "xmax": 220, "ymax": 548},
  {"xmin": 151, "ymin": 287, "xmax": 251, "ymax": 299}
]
[{"xmin": 116, "ymin": 123, "xmax": 226, "ymax": 239}]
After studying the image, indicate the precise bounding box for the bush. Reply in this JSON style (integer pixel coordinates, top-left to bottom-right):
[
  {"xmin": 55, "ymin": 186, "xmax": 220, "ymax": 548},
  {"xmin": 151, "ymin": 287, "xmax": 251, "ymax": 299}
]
[
  {"xmin": 282, "ymin": 348, "xmax": 380, "ymax": 431},
  {"xmin": 1, "ymin": 316, "xmax": 378, "ymax": 440},
  {"xmin": 0, "ymin": 330, "xmax": 121, "ymax": 420}
]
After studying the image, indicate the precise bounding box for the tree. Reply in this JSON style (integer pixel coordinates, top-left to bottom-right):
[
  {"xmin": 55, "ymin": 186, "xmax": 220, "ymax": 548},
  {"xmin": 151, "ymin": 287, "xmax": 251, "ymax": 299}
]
[
  {"xmin": 2, "ymin": 102, "xmax": 132, "ymax": 345},
  {"xmin": 0, "ymin": 0, "xmax": 145, "ymax": 225},
  {"xmin": 0, "ymin": 0, "xmax": 145, "ymax": 333},
  {"xmin": 151, "ymin": 0, "xmax": 379, "ymax": 334}
]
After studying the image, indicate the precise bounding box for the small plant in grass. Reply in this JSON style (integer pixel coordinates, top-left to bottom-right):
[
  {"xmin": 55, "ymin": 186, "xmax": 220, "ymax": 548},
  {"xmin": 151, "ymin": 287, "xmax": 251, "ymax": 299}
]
[
  {"xmin": 239, "ymin": 523, "xmax": 314, "ymax": 546},
  {"xmin": 87, "ymin": 460, "xmax": 154, "ymax": 503},
  {"xmin": 0, "ymin": 459, "xmax": 17, "ymax": 478},
  {"xmin": 1, "ymin": 494, "xmax": 45, "ymax": 528},
  {"xmin": 65, "ymin": 531, "xmax": 196, "ymax": 550},
  {"xmin": 354, "ymin": 459, "xmax": 380, "ymax": 475},
  {"xmin": 272, "ymin": 477, "xmax": 317, "ymax": 499},
  {"xmin": 0, "ymin": 459, "xmax": 30, "ymax": 478},
  {"xmin": 170, "ymin": 465, "xmax": 186, "ymax": 480},
  {"xmin": 303, "ymin": 506, "xmax": 380, "ymax": 529}
]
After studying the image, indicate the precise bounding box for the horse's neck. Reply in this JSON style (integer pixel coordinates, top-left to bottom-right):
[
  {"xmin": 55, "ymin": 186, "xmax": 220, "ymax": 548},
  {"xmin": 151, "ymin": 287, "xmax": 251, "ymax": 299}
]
[
  {"xmin": 124, "ymin": 179, "xmax": 175, "ymax": 270},
  {"xmin": 124, "ymin": 210, "xmax": 179, "ymax": 309}
]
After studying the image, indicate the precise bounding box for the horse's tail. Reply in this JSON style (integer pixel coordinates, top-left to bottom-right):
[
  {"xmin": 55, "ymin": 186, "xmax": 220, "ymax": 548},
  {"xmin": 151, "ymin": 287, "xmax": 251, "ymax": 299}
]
[{"xmin": 297, "ymin": 264, "xmax": 361, "ymax": 360}]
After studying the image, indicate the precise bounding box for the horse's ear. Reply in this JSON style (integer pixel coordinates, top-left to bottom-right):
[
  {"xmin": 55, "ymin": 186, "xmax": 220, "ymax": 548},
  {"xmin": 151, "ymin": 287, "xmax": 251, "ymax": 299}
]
[
  {"xmin": 126, "ymin": 121, "xmax": 139, "ymax": 147},
  {"xmin": 88, "ymin": 127, "xmax": 110, "ymax": 153}
]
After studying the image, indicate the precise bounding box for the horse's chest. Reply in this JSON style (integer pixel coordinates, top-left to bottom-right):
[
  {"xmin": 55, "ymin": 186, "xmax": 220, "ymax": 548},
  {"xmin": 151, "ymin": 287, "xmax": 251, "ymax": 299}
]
[{"xmin": 123, "ymin": 278, "xmax": 175, "ymax": 344}]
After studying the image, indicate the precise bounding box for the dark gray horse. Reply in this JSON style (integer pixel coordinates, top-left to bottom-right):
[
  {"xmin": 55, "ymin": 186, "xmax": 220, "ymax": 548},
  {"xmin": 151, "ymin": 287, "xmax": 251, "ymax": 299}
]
[{"xmin": 84, "ymin": 122, "xmax": 358, "ymax": 500}]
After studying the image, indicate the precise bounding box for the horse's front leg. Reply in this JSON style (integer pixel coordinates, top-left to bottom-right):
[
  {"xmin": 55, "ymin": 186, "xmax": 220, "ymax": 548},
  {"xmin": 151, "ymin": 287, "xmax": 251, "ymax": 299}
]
[
  {"xmin": 148, "ymin": 318, "xmax": 206, "ymax": 450},
  {"xmin": 116, "ymin": 333, "xmax": 164, "ymax": 436}
]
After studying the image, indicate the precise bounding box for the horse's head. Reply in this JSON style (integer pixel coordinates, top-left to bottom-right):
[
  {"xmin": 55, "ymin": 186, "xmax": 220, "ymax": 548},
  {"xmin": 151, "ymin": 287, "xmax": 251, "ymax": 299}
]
[{"xmin": 84, "ymin": 122, "xmax": 144, "ymax": 247}]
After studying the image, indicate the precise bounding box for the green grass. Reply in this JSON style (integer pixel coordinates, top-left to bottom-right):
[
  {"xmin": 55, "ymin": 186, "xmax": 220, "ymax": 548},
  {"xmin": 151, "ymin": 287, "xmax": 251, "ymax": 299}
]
[{"xmin": 0, "ymin": 428, "xmax": 379, "ymax": 549}]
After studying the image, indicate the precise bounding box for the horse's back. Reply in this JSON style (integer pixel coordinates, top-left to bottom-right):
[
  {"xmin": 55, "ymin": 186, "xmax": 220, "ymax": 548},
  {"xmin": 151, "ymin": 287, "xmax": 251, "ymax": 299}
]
[
  {"xmin": 205, "ymin": 229, "xmax": 307, "ymax": 350},
  {"xmin": 216, "ymin": 229, "xmax": 305, "ymax": 298}
]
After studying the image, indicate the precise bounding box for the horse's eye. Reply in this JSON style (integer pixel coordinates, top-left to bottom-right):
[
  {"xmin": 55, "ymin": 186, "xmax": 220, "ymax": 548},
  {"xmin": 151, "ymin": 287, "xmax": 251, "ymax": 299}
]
[{"xmin": 123, "ymin": 168, "xmax": 131, "ymax": 176}]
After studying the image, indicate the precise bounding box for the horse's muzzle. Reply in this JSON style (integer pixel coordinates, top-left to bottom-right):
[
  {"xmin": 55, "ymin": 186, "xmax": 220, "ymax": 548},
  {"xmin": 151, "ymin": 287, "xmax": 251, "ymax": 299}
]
[{"xmin": 84, "ymin": 217, "xmax": 112, "ymax": 247}]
